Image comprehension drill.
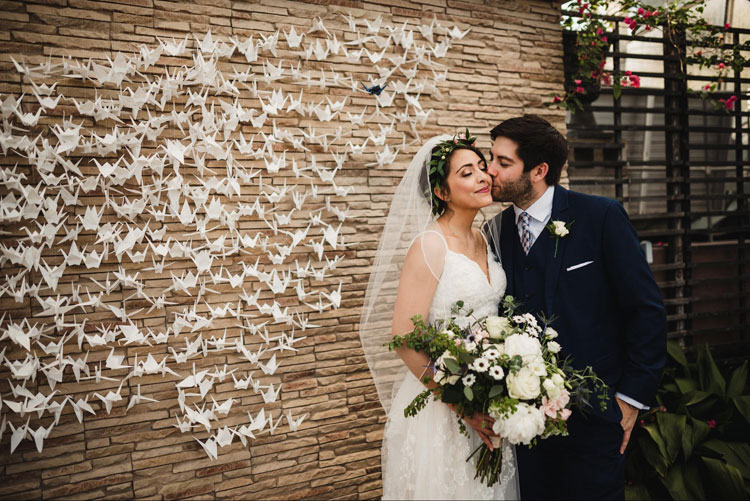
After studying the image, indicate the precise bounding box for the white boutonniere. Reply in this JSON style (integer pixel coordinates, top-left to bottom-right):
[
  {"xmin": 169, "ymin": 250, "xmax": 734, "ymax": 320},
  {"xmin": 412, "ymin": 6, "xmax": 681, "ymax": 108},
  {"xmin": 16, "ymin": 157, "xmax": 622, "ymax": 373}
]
[{"xmin": 546, "ymin": 219, "xmax": 573, "ymax": 257}]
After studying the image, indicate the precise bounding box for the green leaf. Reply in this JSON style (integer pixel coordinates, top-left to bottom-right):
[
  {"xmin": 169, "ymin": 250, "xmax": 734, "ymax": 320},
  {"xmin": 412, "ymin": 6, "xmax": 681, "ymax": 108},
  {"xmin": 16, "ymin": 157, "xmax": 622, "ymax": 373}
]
[
  {"xmin": 733, "ymin": 396, "xmax": 750, "ymax": 424},
  {"xmin": 639, "ymin": 432, "xmax": 669, "ymax": 477},
  {"xmin": 657, "ymin": 413, "xmax": 686, "ymax": 465},
  {"xmin": 683, "ymin": 390, "xmax": 713, "ymax": 407},
  {"xmin": 457, "ymin": 351, "xmax": 474, "ymax": 365},
  {"xmin": 702, "ymin": 440, "xmax": 750, "ymax": 480},
  {"xmin": 674, "ymin": 377, "xmax": 698, "ymax": 394},
  {"xmin": 444, "ymin": 357, "xmax": 461, "ymax": 374},
  {"xmin": 727, "ymin": 361, "xmax": 748, "ymax": 397},
  {"xmin": 667, "ymin": 340, "xmax": 689, "ymax": 372},
  {"xmin": 613, "ymin": 83, "xmax": 622, "ymax": 99},
  {"xmin": 697, "ymin": 344, "xmax": 726, "ymax": 396},
  {"xmin": 464, "ymin": 385, "xmax": 474, "ymax": 402},
  {"xmin": 683, "ymin": 460, "xmax": 707, "ymax": 500},
  {"xmin": 489, "ymin": 385, "xmax": 504, "ymax": 399},
  {"xmin": 683, "ymin": 416, "xmax": 710, "ymax": 460},
  {"xmin": 625, "ymin": 483, "xmax": 651, "ymax": 501},
  {"xmin": 441, "ymin": 384, "xmax": 462, "ymax": 404},
  {"xmin": 701, "ymin": 457, "xmax": 749, "ymax": 500},
  {"xmin": 662, "ymin": 463, "xmax": 691, "ymax": 500}
]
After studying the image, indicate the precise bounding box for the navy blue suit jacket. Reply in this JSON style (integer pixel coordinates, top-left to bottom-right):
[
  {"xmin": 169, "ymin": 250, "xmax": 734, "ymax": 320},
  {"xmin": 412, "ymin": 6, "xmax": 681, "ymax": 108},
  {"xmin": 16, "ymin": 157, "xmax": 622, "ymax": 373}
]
[{"xmin": 487, "ymin": 186, "xmax": 666, "ymax": 420}]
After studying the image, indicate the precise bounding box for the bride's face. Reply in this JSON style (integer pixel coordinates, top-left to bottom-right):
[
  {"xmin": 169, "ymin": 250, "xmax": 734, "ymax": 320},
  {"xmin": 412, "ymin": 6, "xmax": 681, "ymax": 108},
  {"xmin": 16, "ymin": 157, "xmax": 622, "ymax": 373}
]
[{"xmin": 438, "ymin": 148, "xmax": 492, "ymax": 211}]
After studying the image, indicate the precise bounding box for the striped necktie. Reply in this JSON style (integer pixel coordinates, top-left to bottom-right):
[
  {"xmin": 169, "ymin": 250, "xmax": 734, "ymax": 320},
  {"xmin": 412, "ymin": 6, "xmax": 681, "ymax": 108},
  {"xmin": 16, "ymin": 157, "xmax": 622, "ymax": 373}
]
[{"xmin": 519, "ymin": 211, "xmax": 532, "ymax": 255}]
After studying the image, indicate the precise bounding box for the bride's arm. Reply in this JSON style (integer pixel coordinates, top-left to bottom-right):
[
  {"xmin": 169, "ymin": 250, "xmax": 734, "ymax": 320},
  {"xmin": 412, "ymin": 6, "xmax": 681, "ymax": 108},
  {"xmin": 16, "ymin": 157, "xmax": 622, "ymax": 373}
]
[
  {"xmin": 391, "ymin": 238, "xmax": 499, "ymax": 450},
  {"xmin": 391, "ymin": 238, "xmax": 439, "ymax": 380}
]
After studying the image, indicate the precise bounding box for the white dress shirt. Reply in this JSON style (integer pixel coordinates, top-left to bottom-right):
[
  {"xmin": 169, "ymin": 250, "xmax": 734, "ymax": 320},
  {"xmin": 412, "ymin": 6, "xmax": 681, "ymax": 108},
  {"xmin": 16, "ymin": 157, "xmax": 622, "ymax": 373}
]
[
  {"xmin": 512, "ymin": 185, "xmax": 648, "ymax": 411},
  {"xmin": 513, "ymin": 184, "xmax": 555, "ymax": 248}
]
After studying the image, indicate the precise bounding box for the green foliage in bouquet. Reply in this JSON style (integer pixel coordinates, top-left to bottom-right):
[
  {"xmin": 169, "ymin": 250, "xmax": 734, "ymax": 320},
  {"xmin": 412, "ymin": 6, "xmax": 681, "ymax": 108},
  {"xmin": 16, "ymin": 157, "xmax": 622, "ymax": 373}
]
[
  {"xmin": 625, "ymin": 341, "xmax": 750, "ymax": 500},
  {"xmin": 387, "ymin": 295, "xmax": 610, "ymax": 487}
]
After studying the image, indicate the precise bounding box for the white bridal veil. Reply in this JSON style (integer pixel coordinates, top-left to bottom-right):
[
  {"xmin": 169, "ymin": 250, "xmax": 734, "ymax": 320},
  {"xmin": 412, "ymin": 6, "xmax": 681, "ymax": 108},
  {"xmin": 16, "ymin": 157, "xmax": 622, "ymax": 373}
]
[{"xmin": 359, "ymin": 135, "xmax": 452, "ymax": 413}]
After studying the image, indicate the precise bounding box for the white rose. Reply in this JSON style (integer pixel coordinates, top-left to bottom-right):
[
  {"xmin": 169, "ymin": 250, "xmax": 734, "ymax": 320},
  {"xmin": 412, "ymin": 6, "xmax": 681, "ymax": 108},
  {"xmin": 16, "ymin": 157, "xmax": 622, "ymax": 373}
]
[
  {"xmin": 527, "ymin": 358, "xmax": 547, "ymax": 377},
  {"xmin": 506, "ymin": 367, "xmax": 541, "ymax": 400},
  {"xmin": 492, "ymin": 402, "xmax": 546, "ymax": 445},
  {"xmin": 558, "ymin": 227, "xmax": 569, "ymax": 237},
  {"xmin": 485, "ymin": 316, "xmax": 511, "ymax": 339},
  {"xmin": 504, "ymin": 334, "xmax": 543, "ymax": 364},
  {"xmin": 544, "ymin": 327, "xmax": 558, "ymax": 339},
  {"xmin": 543, "ymin": 378, "xmax": 562, "ymax": 399},
  {"xmin": 547, "ymin": 341, "xmax": 561, "ymax": 354},
  {"xmin": 441, "ymin": 329, "xmax": 455, "ymax": 338}
]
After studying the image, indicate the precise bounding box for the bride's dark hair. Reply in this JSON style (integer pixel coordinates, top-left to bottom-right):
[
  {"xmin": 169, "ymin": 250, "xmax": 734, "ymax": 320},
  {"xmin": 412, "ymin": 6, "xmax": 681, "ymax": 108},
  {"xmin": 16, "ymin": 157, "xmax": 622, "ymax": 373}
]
[{"xmin": 419, "ymin": 132, "xmax": 487, "ymax": 215}]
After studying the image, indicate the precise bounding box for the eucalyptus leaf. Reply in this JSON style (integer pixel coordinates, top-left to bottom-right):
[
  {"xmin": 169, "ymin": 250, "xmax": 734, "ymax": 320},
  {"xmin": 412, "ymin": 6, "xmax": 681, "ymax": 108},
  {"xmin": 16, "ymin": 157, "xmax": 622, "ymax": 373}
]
[
  {"xmin": 444, "ymin": 357, "xmax": 461, "ymax": 374},
  {"xmin": 489, "ymin": 385, "xmax": 504, "ymax": 399},
  {"xmin": 464, "ymin": 385, "xmax": 474, "ymax": 402}
]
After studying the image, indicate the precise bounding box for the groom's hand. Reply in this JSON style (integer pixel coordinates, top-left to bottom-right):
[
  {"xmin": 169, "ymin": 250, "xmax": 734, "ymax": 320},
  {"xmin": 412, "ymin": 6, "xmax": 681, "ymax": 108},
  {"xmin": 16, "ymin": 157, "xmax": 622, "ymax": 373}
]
[{"xmin": 616, "ymin": 397, "xmax": 639, "ymax": 454}]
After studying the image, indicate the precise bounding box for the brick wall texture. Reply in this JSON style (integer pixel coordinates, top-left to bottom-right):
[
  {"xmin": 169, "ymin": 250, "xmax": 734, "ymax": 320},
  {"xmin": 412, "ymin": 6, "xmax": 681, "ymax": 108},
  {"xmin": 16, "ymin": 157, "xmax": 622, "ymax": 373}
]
[{"xmin": 0, "ymin": 0, "xmax": 565, "ymax": 498}]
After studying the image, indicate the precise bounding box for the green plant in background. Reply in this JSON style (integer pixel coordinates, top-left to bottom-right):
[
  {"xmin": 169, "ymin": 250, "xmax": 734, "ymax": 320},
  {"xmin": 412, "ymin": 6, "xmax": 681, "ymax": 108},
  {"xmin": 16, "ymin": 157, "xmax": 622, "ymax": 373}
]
[
  {"xmin": 624, "ymin": 340, "xmax": 750, "ymax": 500},
  {"xmin": 554, "ymin": 0, "xmax": 749, "ymax": 113}
]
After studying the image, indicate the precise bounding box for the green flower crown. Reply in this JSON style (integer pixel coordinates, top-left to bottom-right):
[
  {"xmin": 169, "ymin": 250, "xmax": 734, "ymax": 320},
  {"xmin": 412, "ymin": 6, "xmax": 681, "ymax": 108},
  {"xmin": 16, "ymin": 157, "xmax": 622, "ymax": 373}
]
[{"xmin": 427, "ymin": 128, "xmax": 478, "ymax": 215}]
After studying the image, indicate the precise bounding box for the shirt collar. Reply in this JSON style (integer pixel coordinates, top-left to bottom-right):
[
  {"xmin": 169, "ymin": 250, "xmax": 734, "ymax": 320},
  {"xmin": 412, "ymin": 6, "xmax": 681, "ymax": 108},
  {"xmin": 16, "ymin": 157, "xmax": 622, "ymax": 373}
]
[{"xmin": 513, "ymin": 185, "xmax": 555, "ymax": 224}]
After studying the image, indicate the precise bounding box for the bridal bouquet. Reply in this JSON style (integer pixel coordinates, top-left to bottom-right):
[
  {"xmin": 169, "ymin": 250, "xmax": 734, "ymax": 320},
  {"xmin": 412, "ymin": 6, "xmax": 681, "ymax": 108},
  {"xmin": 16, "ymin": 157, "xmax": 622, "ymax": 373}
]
[{"xmin": 386, "ymin": 296, "xmax": 608, "ymax": 487}]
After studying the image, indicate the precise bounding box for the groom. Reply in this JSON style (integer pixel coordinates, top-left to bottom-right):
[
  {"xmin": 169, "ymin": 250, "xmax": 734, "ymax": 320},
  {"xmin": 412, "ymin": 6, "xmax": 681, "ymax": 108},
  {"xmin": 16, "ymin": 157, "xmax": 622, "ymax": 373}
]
[{"xmin": 484, "ymin": 115, "xmax": 666, "ymax": 500}]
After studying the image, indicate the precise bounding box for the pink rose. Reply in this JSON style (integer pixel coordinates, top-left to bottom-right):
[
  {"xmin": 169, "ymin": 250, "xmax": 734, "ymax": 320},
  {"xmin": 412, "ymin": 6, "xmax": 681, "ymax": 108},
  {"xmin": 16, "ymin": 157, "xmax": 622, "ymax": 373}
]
[{"xmin": 560, "ymin": 408, "xmax": 572, "ymax": 421}]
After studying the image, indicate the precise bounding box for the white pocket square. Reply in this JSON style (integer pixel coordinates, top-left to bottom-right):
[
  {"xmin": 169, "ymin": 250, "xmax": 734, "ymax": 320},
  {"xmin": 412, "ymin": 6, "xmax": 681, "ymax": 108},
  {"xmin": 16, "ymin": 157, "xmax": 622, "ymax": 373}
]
[{"xmin": 566, "ymin": 261, "xmax": 594, "ymax": 272}]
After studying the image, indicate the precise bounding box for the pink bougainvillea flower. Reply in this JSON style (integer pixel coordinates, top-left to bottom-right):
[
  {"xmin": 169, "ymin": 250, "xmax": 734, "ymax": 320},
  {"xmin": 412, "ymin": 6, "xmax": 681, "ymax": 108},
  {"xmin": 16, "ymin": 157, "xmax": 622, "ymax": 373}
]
[
  {"xmin": 601, "ymin": 36, "xmax": 608, "ymax": 43},
  {"xmin": 724, "ymin": 23, "xmax": 731, "ymax": 30},
  {"xmin": 637, "ymin": 7, "xmax": 645, "ymax": 15},
  {"xmin": 652, "ymin": 10, "xmax": 659, "ymax": 16},
  {"xmin": 576, "ymin": 86, "xmax": 585, "ymax": 94},
  {"xmin": 629, "ymin": 75, "xmax": 641, "ymax": 88},
  {"xmin": 696, "ymin": 50, "xmax": 703, "ymax": 57},
  {"xmin": 553, "ymin": 95, "xmax": 562, "ymax": 103},
  {"xmin": 575, "ymin": 79, "xmax": 582, "ymax": 85},
  {"xmin": 597, "ymin": 27, "xmax": 604, "ymax": 35},
  {"xmin": 718, "ymin": 62, "xmax": 726, "ymax": 69},
  {"xmin": 707, "ymin": 419, "xmax": 717, "ymax": 429}
]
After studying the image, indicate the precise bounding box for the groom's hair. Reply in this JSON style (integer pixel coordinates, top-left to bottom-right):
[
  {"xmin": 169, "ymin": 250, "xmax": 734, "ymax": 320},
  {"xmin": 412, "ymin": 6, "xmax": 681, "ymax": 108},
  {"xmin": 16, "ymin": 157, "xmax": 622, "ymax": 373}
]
[{"xmin": 489, "ymin": 115, "xmax": 568, "ymax": 186}]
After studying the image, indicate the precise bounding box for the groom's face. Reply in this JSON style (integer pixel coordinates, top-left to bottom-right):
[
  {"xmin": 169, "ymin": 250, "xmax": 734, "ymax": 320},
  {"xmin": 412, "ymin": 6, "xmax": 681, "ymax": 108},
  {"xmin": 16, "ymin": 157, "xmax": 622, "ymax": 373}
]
[{"xmin": 487, "ymin": 136, "xmax": 532, "ymax": 205}]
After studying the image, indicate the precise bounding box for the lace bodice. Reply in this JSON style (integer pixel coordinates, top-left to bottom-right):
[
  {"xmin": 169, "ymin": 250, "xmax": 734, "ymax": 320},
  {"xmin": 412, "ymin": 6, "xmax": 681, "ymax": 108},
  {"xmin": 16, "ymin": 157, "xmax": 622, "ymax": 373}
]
[{"xmin": 429, "ymin": 240, "xmax": 507, "ymax": 326}]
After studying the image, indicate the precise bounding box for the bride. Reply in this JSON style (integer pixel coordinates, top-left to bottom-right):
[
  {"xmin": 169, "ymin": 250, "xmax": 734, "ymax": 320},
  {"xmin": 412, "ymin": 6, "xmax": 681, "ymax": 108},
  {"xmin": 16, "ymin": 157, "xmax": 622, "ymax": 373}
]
[{"xmin": 360, "ymin": 134, "xmax": 519, "ymax": 499}]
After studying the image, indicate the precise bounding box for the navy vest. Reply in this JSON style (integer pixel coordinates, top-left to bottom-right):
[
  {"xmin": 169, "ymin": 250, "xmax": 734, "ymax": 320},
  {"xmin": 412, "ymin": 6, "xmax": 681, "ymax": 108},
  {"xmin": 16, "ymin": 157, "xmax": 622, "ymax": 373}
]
[{"xmin": 512, "ymin": 226, "xmax": 548, "ymax": 317}]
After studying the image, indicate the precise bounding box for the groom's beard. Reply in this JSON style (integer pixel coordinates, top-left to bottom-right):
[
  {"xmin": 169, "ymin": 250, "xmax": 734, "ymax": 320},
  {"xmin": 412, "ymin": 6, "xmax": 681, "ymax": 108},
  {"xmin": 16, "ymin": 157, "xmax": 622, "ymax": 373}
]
[{"xmin": 491, "ymin": 171, "xmax": 534, "ymax": 207}]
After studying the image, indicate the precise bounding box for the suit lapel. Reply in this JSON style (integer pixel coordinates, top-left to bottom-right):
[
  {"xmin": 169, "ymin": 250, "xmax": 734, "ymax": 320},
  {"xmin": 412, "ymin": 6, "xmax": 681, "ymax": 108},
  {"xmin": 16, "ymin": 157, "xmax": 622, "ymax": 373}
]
[
  {"xmin": 499, "ymin": 207, "xmax": 515, "ymax": 292},
  {"xmin": 544, "ymin": 186, "xmax": 571, "ymax": 312}
]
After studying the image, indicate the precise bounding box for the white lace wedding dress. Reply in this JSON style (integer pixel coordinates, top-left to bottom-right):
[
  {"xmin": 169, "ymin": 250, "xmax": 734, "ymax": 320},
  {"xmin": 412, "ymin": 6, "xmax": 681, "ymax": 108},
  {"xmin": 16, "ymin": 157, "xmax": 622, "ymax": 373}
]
[{"xmin": 381, "ymin": 235, "xmax": 519, "ymax": 500}]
